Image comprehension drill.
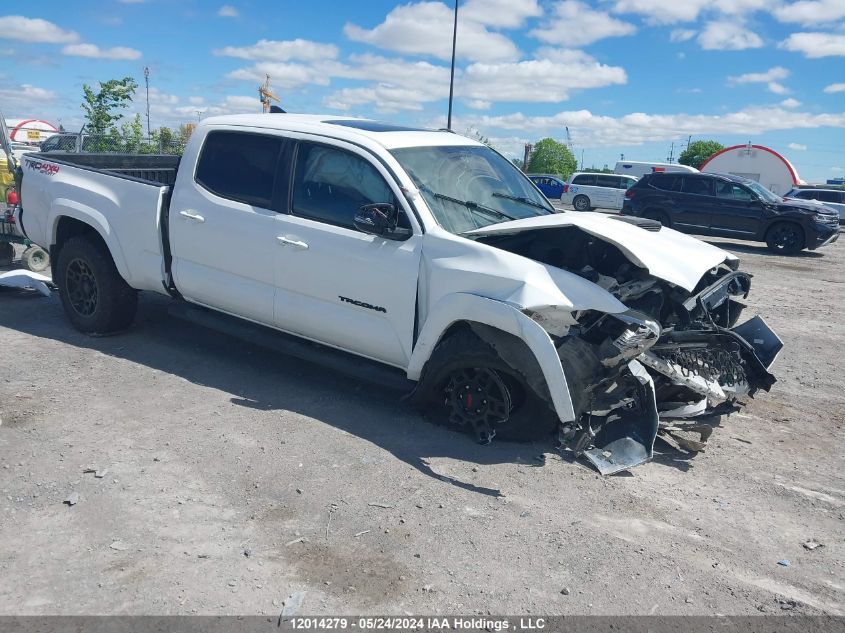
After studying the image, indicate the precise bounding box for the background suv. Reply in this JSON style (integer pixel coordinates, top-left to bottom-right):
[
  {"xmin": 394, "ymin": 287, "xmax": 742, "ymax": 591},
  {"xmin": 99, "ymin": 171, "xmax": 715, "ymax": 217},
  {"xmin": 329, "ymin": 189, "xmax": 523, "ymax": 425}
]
[
  {"xmin": 561, "ymin": 172, "xmax": 638, "ymax": 211},
  {"xmin": 785, "ymin": 187, "xmax": 845, "ymax": 224},
  {"xmin": 622, "ymin": 172, "xmax": 840, "ymax": 254}
]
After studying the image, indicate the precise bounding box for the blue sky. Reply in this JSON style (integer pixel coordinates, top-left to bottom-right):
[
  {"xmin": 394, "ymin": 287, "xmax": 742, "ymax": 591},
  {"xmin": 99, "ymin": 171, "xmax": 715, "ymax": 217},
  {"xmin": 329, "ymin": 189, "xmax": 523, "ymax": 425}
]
[{"xmin": 0, "ymin": 0, "xmax": 843, "ymax": 181}]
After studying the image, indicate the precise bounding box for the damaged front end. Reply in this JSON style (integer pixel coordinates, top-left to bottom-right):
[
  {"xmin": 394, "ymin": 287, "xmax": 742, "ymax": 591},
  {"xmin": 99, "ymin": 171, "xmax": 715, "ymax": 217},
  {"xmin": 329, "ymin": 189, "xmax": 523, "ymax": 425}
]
[{"xmin": 476, "ymin": 219, "xmax": 782, "ymax": 474}]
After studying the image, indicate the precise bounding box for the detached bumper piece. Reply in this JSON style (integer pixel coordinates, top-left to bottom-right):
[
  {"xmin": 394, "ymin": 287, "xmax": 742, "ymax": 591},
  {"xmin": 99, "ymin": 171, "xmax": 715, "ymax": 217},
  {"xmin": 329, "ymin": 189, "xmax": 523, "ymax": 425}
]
[{"xmin": 581, "ymin": 361, "xmax": 659, "ymax": 476}]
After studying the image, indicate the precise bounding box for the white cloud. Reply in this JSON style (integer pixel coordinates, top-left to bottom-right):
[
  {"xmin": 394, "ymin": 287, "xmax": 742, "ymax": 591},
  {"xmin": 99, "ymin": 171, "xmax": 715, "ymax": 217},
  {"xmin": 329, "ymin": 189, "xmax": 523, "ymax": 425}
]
[
  {"xmin": 781, "ymin": 32, "xmax": 845, "ymax": 57},
  {"xmin": 464, "ymin": 105, "xmax": 845, "ymax": 147},
  {"xmin": 344, "ymin": 2, "xmax": 521, "ymax": 63},
  {"xmin": 728, "ymin": 66, "xmax": 789, "ymax": 84},
  {"xmin": 62, "ymin": 43, "xmax": 142, "ymax": 60},
  {"xmin": 218, "ymin": 5, "xmax": 239, "ymax": 18},
  {"xmin": 0, "ymin": 16, "xmax": 79, "ymax": 43},
  {"xmin": 460, "ymin": 0, "xmax": 542, "ymax": 29},
  {"xmin": 467, "ymin": 99, "xmax": 492, "ymax": 110},
  {"xmin": 698, "ymin": 21, "xmax": 763, "ymax": 50},
  {"xmin": 611, "ymin": 0, "xmax": 706, "ymax": 24},
  {"xmin": 214, "ymin": 38, "xmax": 338, "ymax": 62},
  {"xmin": 831, "ymin": 166, "xmax": 843, "ymax": 173},
  {"xmin": 773, "ymin": 1, "xmax": 845, "ymax": 26},
  {"xmin": 788, "ymin": 142, "xmax": 807, "ymax": 150},
  {"xmin": 532, "ymin": 1, "xmax": 636, "ymax": 47},
  {"xmin": 824, "ymin": 82, "xmax": 845, "ymax": 93},
  {"xmin": 611, "ymin": 0, "xmax": 769, "ymax": 24},
  {"xmin": 781, "ymin": 98, "xmax": 802, "ymax": 108},
  {"xmin": 670, "ymin": 29, "xmax": 696, "ymax": 42},
  {"xmin": 461, "ymin": 49, "xmax": 627, "ymax": 103},
  {"xmin": 767, "ymin": 82, "xmax": 789, "ymax": 94},
  {"xmin": 226, "ymin": 62, "xmax": 332, "ymax": 89},
  {"xmin": 0, "ymin": 83, "xmax": 57, "ymax": 116}
]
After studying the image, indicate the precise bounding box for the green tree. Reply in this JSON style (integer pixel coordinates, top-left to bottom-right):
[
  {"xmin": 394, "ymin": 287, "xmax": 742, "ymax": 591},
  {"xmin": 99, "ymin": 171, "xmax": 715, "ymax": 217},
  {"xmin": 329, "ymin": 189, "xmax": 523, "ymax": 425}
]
[
  {"xmin": 511, "ymin": 157, "xmax": 524, "ymax": 170},
  {"xmin": 81, "ymin": 76, "xmax": 138, "ymax": 135},
  {"xmin": 526, "ymin": 138, "xmax": 577, "ymax": 178},
  {"xmin": 679, "ymin": 139, "xmax": 724, "ymax": 169}
]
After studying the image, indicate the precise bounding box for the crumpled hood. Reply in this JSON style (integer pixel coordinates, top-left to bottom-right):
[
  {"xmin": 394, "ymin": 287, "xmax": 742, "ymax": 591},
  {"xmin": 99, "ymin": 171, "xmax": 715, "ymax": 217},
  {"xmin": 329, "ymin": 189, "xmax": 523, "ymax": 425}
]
[{"xmin": 467, "ymin": 212, "xmax": 738, "ymax": 292}]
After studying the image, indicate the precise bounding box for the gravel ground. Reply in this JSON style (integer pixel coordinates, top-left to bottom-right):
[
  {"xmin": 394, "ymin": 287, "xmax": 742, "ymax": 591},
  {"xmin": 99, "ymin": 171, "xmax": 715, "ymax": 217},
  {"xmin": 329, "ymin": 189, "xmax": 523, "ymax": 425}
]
[{"xmin": 0, "ymin": 235, "xmax": 842, "ymax": 616}]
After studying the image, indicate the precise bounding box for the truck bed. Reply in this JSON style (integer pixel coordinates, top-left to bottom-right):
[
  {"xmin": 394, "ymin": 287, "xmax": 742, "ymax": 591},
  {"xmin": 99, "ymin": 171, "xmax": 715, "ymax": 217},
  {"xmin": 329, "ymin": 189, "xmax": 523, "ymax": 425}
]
[{"xmin": 24, "ymin": 153, "xmax": 180, "ymax": 187}]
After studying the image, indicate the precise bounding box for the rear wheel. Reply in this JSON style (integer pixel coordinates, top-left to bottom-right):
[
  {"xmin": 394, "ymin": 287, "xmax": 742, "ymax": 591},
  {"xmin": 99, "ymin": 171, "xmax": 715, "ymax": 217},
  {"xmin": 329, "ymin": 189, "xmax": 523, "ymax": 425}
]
[
  {"xmin": 573, "ymin": 195, "xmax": 591, "ymax": 211},
  {"xmin": 21, "ymin": 245, "xmax": 49, "ymax": 272},
  {"xmin": 765, "ymin": 222, "xmax": 805, "ymax": 255},
  {"xmin": 413, "ymin": 329, "xmax": 558, "ymax": 443},
  {"xmin": 642, "ymin": 210, "xmax": 671, "ymax": 227},
  {"xmin": 56, "ymin": 235, "xmax": 138, "ymax": 334}
]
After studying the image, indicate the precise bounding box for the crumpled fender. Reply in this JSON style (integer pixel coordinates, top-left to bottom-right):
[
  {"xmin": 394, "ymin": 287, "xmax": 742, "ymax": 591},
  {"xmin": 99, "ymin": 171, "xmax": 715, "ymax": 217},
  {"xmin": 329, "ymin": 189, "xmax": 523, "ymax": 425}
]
[{"xmin": 407, "ymin": 292, "xmax": 577, "ymax": 423}]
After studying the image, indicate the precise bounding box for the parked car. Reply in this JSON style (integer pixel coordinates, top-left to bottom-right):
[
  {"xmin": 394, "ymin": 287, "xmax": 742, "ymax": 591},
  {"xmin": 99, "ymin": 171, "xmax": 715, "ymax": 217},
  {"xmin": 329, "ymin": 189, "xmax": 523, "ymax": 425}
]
[
  {"xmin": 528, "ymin": 174, "xmax": 566, "ymax": 199},
  {"xmin": 621, "ymin": 172, "xmax": 840, "ymax": 254},
  {"xmin": 15, "ymin": 114, "xmax": 781, "ymax": 475},
  {"xmin": 561, "ymin": 172, "xmax": 638, "ymax": 211},
  {"xmin": 784, "ymin": 187, "xmax": 845, "ymax": 224},
  {"xmin": 39, "ymin": 133, "xmax": 91, "ymax": 153}
]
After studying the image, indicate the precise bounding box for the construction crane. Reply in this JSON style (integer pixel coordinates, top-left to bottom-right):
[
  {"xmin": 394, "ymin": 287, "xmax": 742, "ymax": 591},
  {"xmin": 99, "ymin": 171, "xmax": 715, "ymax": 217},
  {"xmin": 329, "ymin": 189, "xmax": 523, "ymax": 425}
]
[{"xmin": 258, "ymin": 74, "xmax": 280, "ymax": 113}]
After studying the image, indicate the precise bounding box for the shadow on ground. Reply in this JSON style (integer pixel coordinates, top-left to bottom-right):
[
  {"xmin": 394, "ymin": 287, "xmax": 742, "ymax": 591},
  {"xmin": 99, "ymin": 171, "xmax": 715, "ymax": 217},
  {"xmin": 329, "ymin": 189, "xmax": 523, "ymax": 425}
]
[{"xmin": 0, "ymin": 290, "xmax": 695, "ymax": 491}]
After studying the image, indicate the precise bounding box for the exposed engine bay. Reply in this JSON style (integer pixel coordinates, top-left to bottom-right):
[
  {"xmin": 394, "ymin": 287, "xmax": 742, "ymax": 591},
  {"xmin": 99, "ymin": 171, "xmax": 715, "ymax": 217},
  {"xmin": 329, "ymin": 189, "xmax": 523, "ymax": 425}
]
[{"xmin": 475, "ymin": 224, "xmax": 782, "ymax": 474}]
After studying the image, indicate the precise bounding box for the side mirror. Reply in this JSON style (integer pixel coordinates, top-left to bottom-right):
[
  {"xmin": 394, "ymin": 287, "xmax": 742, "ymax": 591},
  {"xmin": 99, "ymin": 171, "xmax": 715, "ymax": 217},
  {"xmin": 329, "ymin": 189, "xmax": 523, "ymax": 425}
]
[{"xmin": 354, "ymin": 203, "xmax": 411, "ymax": 241}]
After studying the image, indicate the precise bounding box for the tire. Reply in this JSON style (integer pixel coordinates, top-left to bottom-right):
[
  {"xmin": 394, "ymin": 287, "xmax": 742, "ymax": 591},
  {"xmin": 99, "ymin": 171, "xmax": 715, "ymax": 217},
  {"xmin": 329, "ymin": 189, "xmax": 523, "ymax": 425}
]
[
  {"xmin": 642, "ymin": 210, "xmax": 671, "ymax": 227},
  {"xmin": 21, "ymin": 246, "xmax": 50, "ymax": 272},
  {"xmin": 573, "ymin": 195, "xmax": 591, "ymax": 211},
  {"xmin": 0, "ymin": 242, "xmax": 13, "ymax": 267},
  {"xmin": 765, "ymin": 222, "xmax": 805, "ymax": 255},
  {"xmin": 56, "ymin": 234, "xmax": 138, "ymax": 334},
  {"xmin": 412, "ymin": 328, "xmax": 558, "ymax": 443}
]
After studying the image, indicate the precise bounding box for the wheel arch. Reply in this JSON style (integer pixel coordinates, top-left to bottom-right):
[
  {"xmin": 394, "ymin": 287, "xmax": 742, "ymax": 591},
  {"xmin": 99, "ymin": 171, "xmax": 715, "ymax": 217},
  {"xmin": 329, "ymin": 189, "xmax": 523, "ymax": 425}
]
[
  {"xmin": 763, "ymin": 217, "xmax": 805, "ymax": 244},
  {"xmin": 408, "ymin": 293, "xmax": 576, "ymax": 423},
  {"xmin": 50, "ymin": 209, "xmax": 131, "ymax": 283}
]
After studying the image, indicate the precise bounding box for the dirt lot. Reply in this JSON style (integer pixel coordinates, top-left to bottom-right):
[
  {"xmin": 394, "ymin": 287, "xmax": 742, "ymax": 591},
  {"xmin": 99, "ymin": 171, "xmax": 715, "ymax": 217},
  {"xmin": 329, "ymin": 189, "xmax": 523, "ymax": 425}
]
[{"xmin": 0, "ymin": 235, "xmax": 843, "ymax": 616}]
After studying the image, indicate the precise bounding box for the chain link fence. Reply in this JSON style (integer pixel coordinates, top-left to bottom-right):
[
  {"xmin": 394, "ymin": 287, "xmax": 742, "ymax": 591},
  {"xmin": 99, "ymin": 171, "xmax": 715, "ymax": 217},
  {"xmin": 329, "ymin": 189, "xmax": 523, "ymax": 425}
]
[{"xmin": 41, "ymin": 130, "xmax": 187, "ymax": 155}]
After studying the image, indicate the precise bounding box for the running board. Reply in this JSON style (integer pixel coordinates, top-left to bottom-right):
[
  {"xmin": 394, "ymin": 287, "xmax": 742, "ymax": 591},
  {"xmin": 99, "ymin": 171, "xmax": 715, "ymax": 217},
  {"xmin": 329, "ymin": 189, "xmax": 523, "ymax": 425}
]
[{"xmin": 168, "ymin": 302, "xmax": 416, "ymax": 394}]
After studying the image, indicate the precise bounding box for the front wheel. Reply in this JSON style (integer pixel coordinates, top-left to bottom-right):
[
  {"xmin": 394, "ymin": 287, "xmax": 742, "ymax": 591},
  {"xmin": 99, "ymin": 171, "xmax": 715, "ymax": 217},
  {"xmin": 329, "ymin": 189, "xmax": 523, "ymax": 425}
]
[
  {"xmin": 0, "ymin": 242, "xmax": 14, "ymax": 267},
  {"xmin": 412, "ymin": 329, "xmax": 558, "ymax": 443},
  {"xmin": 56, "ymin": 235, "xmax": 138, "ymax": 334},
  {"xmin": 765, "ymin": 222, "xmax": 805, "ymax": 255},
  {"xmin": 573, "ymin": 195, "xmax": 591, "ymax": 211}
]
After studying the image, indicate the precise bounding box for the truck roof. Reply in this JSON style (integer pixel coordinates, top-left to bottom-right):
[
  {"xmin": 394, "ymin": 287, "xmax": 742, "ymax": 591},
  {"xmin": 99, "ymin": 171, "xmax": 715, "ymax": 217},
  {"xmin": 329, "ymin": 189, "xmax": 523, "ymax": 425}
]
[{"xmin": 198, "ymin": 113, "xmax": 484, "ymax": 151}]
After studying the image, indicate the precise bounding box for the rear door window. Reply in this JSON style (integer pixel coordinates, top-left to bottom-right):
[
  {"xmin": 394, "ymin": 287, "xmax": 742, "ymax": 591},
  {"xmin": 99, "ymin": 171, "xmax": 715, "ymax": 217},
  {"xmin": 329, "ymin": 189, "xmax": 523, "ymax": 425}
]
[
  {"xmin": 195, "ymin": 131, "xmax": 282, "ymax": 208},
  {"xmin": 817, "ymin": 191, "xmax": 841, "ymax": 203},
  {"xmin": 595, "ymin": 175, "xmax": 618, "ymax": 189},
  {"xmin": 682, "ymin": 177, "xmax": 714, "ymax": 196},
  {"xmin": 572, "ymin": 174, "xmax": 597, "ymax": 186}
]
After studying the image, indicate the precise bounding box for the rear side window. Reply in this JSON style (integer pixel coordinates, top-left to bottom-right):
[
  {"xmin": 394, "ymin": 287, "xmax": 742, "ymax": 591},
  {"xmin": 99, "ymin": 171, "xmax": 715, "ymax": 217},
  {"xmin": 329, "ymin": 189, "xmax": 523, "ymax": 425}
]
[
  {"xmin": 650, "ymin": 174, "xmax": 681, "ymax": 191},
  {"xmin": 595, "ymin": 175, "xmax": 618, "ymax": 188},
  {"xmin": 196, "ymin": 131, "xmax": 282, "ymax": 208},
  {"xmin": 291, "ymin": 142, "xmax": 394, "ymax": 229},
  {"xmin": 817, "ymin": 191, "xmax": 842, "ymax": 203},
  {"xmin": 572, "ymin": 174, "xmax": 596, "ymax": 186},
  {"xmin": 682, "ymin": 177, "xmax": 713, "ymax": 196}
]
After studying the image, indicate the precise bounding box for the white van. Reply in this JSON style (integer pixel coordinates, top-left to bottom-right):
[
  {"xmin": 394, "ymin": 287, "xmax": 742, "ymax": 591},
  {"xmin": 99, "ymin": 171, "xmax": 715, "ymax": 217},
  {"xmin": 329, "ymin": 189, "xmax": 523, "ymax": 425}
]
[
  {"xmin": 614, "ymin": 161, "xmax": 698, "ymax": 179},
  {"xmin": 561, "ymin": 172, "xmax": 638, "ymax": 211}
]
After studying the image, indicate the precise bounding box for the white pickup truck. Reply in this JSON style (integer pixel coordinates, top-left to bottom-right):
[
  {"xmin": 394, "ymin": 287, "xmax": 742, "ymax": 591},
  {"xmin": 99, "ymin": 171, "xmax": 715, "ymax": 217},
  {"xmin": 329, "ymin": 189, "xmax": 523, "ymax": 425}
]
[{"xmin": 14, "ymin": 114, "xmax": 781, "ymax": 474}]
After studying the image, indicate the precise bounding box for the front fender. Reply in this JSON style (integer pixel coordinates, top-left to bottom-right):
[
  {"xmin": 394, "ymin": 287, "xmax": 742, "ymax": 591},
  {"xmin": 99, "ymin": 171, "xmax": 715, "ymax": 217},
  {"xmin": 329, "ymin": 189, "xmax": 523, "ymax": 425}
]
[
  {"xmin": 407, "ymin": 292, "xmax": 576, "ymax": 423},
  {"xmin": 49, "ymin": 201, "xmax": 132, "ymax": 283}
]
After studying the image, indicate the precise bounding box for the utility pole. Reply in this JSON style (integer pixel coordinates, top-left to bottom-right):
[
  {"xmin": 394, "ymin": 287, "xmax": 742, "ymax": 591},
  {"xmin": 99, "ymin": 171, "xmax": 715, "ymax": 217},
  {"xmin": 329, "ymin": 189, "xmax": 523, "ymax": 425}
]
[
  {"xmin": 523, "ymin": 143, "xmax": 533, "ymax": 172},
  {"xmin": 196, "ymin": 110, "xmax": 202, "ymax": 122},
  {"xmin": 446, "ymin": 0, "xmax": 458, "ymax": 131},
  {"xmin": 667, "ymin": 142, "xmax": 675, "ymax": 164},
  {"xmin": 580, "ymin": 149, "xmax": 584, "ymax": 170},
  {"xmin": 144, "ymin": 66, "xmax": 151, "ymax": 138}
]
